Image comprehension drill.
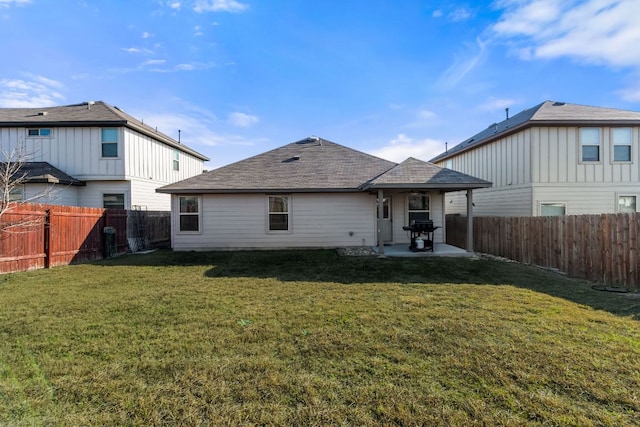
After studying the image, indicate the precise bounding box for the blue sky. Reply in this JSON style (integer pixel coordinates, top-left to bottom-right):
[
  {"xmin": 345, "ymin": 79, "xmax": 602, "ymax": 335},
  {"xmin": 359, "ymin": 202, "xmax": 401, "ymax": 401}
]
[{"xmin": 2, "ymin": 0, "xmax": 640, "ymax": 169}]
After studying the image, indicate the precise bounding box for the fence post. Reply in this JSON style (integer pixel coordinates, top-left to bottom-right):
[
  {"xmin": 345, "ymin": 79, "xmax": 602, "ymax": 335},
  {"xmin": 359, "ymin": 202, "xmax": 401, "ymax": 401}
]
[{"xmin": 43, "ymin": 209, "xmax": 51, "ymax": 269}]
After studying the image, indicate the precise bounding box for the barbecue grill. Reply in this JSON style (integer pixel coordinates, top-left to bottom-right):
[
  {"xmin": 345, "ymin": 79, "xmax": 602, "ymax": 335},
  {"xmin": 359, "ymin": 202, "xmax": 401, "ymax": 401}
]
[{"xmin": 402, "ymin": 220, "xmax": 440, "ymax": 252}]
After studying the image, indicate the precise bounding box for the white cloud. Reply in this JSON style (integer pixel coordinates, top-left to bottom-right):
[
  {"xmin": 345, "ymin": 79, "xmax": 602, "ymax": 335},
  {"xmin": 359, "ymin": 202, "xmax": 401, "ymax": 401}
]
[
  {"xmin": 449, "ymin": 7, "xmax": 472, "ymax": 21},
  {"xmin": 432, "ymin": 9, "xmax": 443, "ymax": 18},
  {"xmin": 0, "ymin": 0, "xmax": 31, "ymax": 6},
  {"xmin": 193, "ymin": 0, "xmax": 249, "ymax": 13},
  {"xmin": 493, "ymin": 0, "xmax": 640, "ymax": 67},
  {"xmin": 478, "ymin": 97, "xmax": 517, "ymax": 111},
  {"xmin": 617, "ymin": 82, "xmax": 640, "ymax": 102},
  {"xmin": 142, "ymin": 31, "xmax": 153, "ymax": 39},
  {"xmin": 368, "ymin": 134, "xmax": 445, "ymax": 163},
  {"xmin": 122, "ymin": 47, "xmax": 153, "ymax": 54},
  {"xmin": 131, "ymin": 102, "xmax": 264, "ymax": 168},
  {"xmin": 435, "ymin": 37, "xmax": 488, "ymax": 89},
  {"xmin": 227, "ymin": 111, "xmax": 259, "ymax": 127},
  {"xmin": 0, "ymin": 76, "xmax": 65, "ymax": 107},
  {"xmin": 168, "ymin": 1, "xmax": 181, "ymax": 10},
  {"xmin": 194, "ymin": 25, "xmax": 204, "ymax": 36},
  {"xmin": 142, "ymin": 59, "xmax": 166, "ymax": 66}
]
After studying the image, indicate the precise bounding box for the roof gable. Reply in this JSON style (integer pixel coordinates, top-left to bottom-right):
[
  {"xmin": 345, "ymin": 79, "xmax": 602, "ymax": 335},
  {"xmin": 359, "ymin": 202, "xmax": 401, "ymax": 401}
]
[
  {"xmin": 365, "ymin": 157, "xmax": 491, "ymax": 190},
  {"xmin": 0, "ymin": 101, "xmax": 208, "ymax": 161},
  {"xmin": 158, "ymin": 137, "xmax": 397, "ymax": 193}
]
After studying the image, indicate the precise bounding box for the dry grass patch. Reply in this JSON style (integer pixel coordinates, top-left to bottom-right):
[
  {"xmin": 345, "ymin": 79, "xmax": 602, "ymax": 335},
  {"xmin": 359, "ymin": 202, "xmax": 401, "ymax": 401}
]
[{"xmin": 0, "ymin": 249, "xmax": 639, "ymax": 426}]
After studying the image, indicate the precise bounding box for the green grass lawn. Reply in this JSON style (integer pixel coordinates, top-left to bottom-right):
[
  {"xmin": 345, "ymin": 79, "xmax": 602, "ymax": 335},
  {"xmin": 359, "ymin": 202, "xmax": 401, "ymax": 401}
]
[{"xmin": 1, "ymin": 250, "xmax": 639, "ymax": 426}]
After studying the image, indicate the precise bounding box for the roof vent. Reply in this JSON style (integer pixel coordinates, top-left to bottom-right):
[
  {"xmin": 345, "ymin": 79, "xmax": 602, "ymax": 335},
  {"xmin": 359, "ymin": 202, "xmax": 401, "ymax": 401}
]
[
  {"xmin": 37, "ymin": 111, "xmax": 48, "ymax": 116},
  {"xmin": 307, "ymin": 135, "xmax": 319, "ymax": 142},
  {"xmin": 552, "ymin": 101, "xmax": 565, "ymax": 106},
  {"xmin": 292, "ymin": 155, "xmax": 300, "ymax": 160}
]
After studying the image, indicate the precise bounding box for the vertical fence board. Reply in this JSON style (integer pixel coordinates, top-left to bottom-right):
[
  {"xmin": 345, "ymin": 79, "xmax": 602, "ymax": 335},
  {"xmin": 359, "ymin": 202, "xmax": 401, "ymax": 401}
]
[
  {"xmin": 0, "ymin": 203, "xmax": 130, "ymax": 274},
  {"xmin": 446, "ymin": 213, "xmax": 640, "ymax": 291}
]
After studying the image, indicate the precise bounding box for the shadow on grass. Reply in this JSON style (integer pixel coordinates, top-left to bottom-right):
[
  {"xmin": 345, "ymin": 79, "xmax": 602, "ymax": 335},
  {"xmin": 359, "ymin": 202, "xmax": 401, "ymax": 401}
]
[{"xmin": 96, "ymin": 249, "xmax": 640, "ymax": 320}]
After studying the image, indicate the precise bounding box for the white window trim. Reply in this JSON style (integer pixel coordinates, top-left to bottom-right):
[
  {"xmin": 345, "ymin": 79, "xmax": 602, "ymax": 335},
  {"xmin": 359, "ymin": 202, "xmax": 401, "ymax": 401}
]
[
  {"xmin": 26, "ymin": 128, "xmax": 53, "ymax": 138},
  {"xmin": 102, "ymin": 192, "xmax": 127, "ymax": 210},
  {"xmin": 173, "ymin": 149, "xmax": 180, "ymax": 172},
  {"xmin": 579, "ymin": 127, "xmax": 601, "ymax": 164},
  {"xmin": 610, "ymin": 127, "xmax": 633, "ymax": 164},
  {"xmin": 406, "ymin": 193, "xmax": 430, "ymax": 223},
  {"xmin": 266, "ymin": 194, "xmax": 292, "ymax": 233},
  {"xmin": 177, "ymin": 195, "xmax": 202, "ymax": 234},
  {"xmin": 538, "ymin": 201, "xmax": 567, "ymax": 216},
  {"xmin": 100, "ymin": 128, "xmax": 120, "ymax": 159},
  {"xmin": 616, "ymin": 193, "xmax": 638, "ymax": 213}
]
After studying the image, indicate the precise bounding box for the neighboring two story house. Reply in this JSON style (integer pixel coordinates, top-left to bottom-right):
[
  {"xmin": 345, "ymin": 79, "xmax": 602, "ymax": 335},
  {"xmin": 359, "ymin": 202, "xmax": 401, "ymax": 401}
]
[
  {"xmin": 0, "ymin": 101, "xmax": 208, "ymax": 210},
  {"xmin": 431, "ymin": 101, "xmax": 640, "ymax": 216}
]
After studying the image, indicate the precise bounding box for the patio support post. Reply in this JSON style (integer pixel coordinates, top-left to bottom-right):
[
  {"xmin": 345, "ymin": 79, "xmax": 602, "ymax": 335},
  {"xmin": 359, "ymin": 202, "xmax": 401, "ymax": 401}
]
[
  {"xmin": 377, "ymin": 189, "xmax": 385, "ymax": 255},
  {"xmin": 466, "ymin": 188, "xmax": 474, "ymax": 252}
]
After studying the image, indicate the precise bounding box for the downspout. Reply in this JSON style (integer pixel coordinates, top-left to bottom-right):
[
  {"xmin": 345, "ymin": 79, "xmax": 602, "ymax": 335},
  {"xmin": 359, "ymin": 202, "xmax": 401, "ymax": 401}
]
[
  {"xmin": 466, "ymin": 189, "xmax": 474, "ymax": 252},
  {"xmin": 377, "ymin": 189, "xmax": 385, "ymax": 255}
]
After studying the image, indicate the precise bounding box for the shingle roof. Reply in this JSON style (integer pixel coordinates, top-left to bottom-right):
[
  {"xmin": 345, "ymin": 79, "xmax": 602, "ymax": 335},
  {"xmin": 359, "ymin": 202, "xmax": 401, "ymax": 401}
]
[
  {"xmin": 0, "ymin": 101, "xmax": 209, "ymax": 161},
  {"xmin": 157, "ymin": 137, "xmax": 491, "ymax": 194},
  {"xmin": 158, "ymin": 137, "xmax": 396, "ymax": 193},
  {"xmin": 365, "ymin": 157, "xmax": 491, "ymax": 190},
  {"xmin": 431, "ymin": 100, "xmax": 640, "ymax": 162},
  {"xmin": 14, "ymin": 162, "xmax": 85, "ymax": 186}
]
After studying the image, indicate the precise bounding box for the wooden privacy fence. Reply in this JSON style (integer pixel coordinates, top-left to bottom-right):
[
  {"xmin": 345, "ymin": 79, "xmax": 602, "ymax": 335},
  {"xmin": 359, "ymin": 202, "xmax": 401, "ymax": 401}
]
[
  {"xmin": 0, "ymin": 203, "xmax": 128, "ymax": 274},
  {"xmin": 446, "ymin": 213, "xmax": 640, "ymax": 291}
]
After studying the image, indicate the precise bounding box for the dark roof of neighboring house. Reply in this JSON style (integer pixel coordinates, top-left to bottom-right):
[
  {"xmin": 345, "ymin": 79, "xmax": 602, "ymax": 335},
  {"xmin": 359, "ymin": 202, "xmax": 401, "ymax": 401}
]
[
  {"xmin": 0, "ymin": 101, "xmax": 209, "ymax": 161},
  {"xmin": 364, "ymin": 157, "xmax": 491, "ymax": 190},
  {"xmin": 15, "ymin": 162, "xmax": 85, "ymax": 186},
  {"xmin": 157, "ymin": 137, "xmax": 491, "ymax": 194},
  {"xmin": 431, "ymin": 100, "xmax": 640, "ymax": 163}
]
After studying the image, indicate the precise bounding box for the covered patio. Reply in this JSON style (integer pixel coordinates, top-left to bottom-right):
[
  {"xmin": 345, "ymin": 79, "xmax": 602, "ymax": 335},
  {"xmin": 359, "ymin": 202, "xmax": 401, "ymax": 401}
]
[
  {"xmin": 373, "ymin": 242, "xmax": 473, "ymax": 257},
  {"xmin": 362, "ymin": 158, "xmax": 492, "ymax": 256}
]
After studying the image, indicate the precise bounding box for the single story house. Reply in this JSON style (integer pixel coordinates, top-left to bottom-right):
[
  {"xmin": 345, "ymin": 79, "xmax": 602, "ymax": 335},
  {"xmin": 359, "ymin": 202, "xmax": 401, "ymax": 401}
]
[{"xmin": 157, "ymin": 137, "xmax": 491, "ymax": 253}]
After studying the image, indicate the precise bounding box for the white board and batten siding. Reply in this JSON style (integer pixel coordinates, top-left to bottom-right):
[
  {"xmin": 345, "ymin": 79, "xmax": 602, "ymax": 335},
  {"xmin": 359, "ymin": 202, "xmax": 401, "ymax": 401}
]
[
  {"xmin": 440, "ymin": 129, "xmax": 532, "ymax": 188},
  {"xmin": 439, "ymin": 125, "xmax": 640, "ymax": 216},
  {"xmin": 445, "ymin": 186, "xmax": 533, "ymax": 217},
  {"xmin": 122, "ymin": 128, "xmax": 204, "ymax": 184},
  {"xmin": 171, "ymin": 193, "xmax": 378, "ymax": 251},
  {"xmin": 531, "ymin": 126, "xmax": 640, "ymax": 213},
  {"xmin": 1, "ymin": 126, "xmax": 205, "ymax": 210}
]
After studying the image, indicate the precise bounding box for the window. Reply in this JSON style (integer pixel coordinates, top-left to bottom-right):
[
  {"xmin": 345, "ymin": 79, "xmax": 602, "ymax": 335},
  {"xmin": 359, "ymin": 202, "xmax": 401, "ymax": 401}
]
[
  {"xmin": 540, "ymin": 202, "xmax": 566, "ymax": 216},
  {"xmin": 2, "ymin": 187, "xmax": 23, "ymax": 202},
  {"xmin": 103, "ymin": 194, "xmax": 125, "ymax": 209},
  {"xmin": 101, "ymin": 128, "xmax": 118, "ymax": 158},
  {"xmin": 580, "ymin": 128, "xmax": 600, "ymax": 162},
  {"xmin": 27, "ymin": 128, "xmax": 51, "ymax": 137},
  {"xmin": 268, "ymin": 195, "xmax": 290, "ymax": 231},
  {"xmin": 173, "ymin": 149, "xmax": 180, "ymax": 171},
  {"xmin": 179, "ymin": 196, "xmax": 200, "ymax": 232},
  {"xmin": 9, "ymin": 187, "xmax": 23, "ymax": 202},
  {"xmin": 408, "ymin": 194, "xmax": 429, "ymax": 223},
  {"xmin": 618, "ymin": 195, "xmax": 637, "ymax": 213},
  {"xmin": 612, "ymin": 128, "xmax": 632, "ymax": 162}
]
